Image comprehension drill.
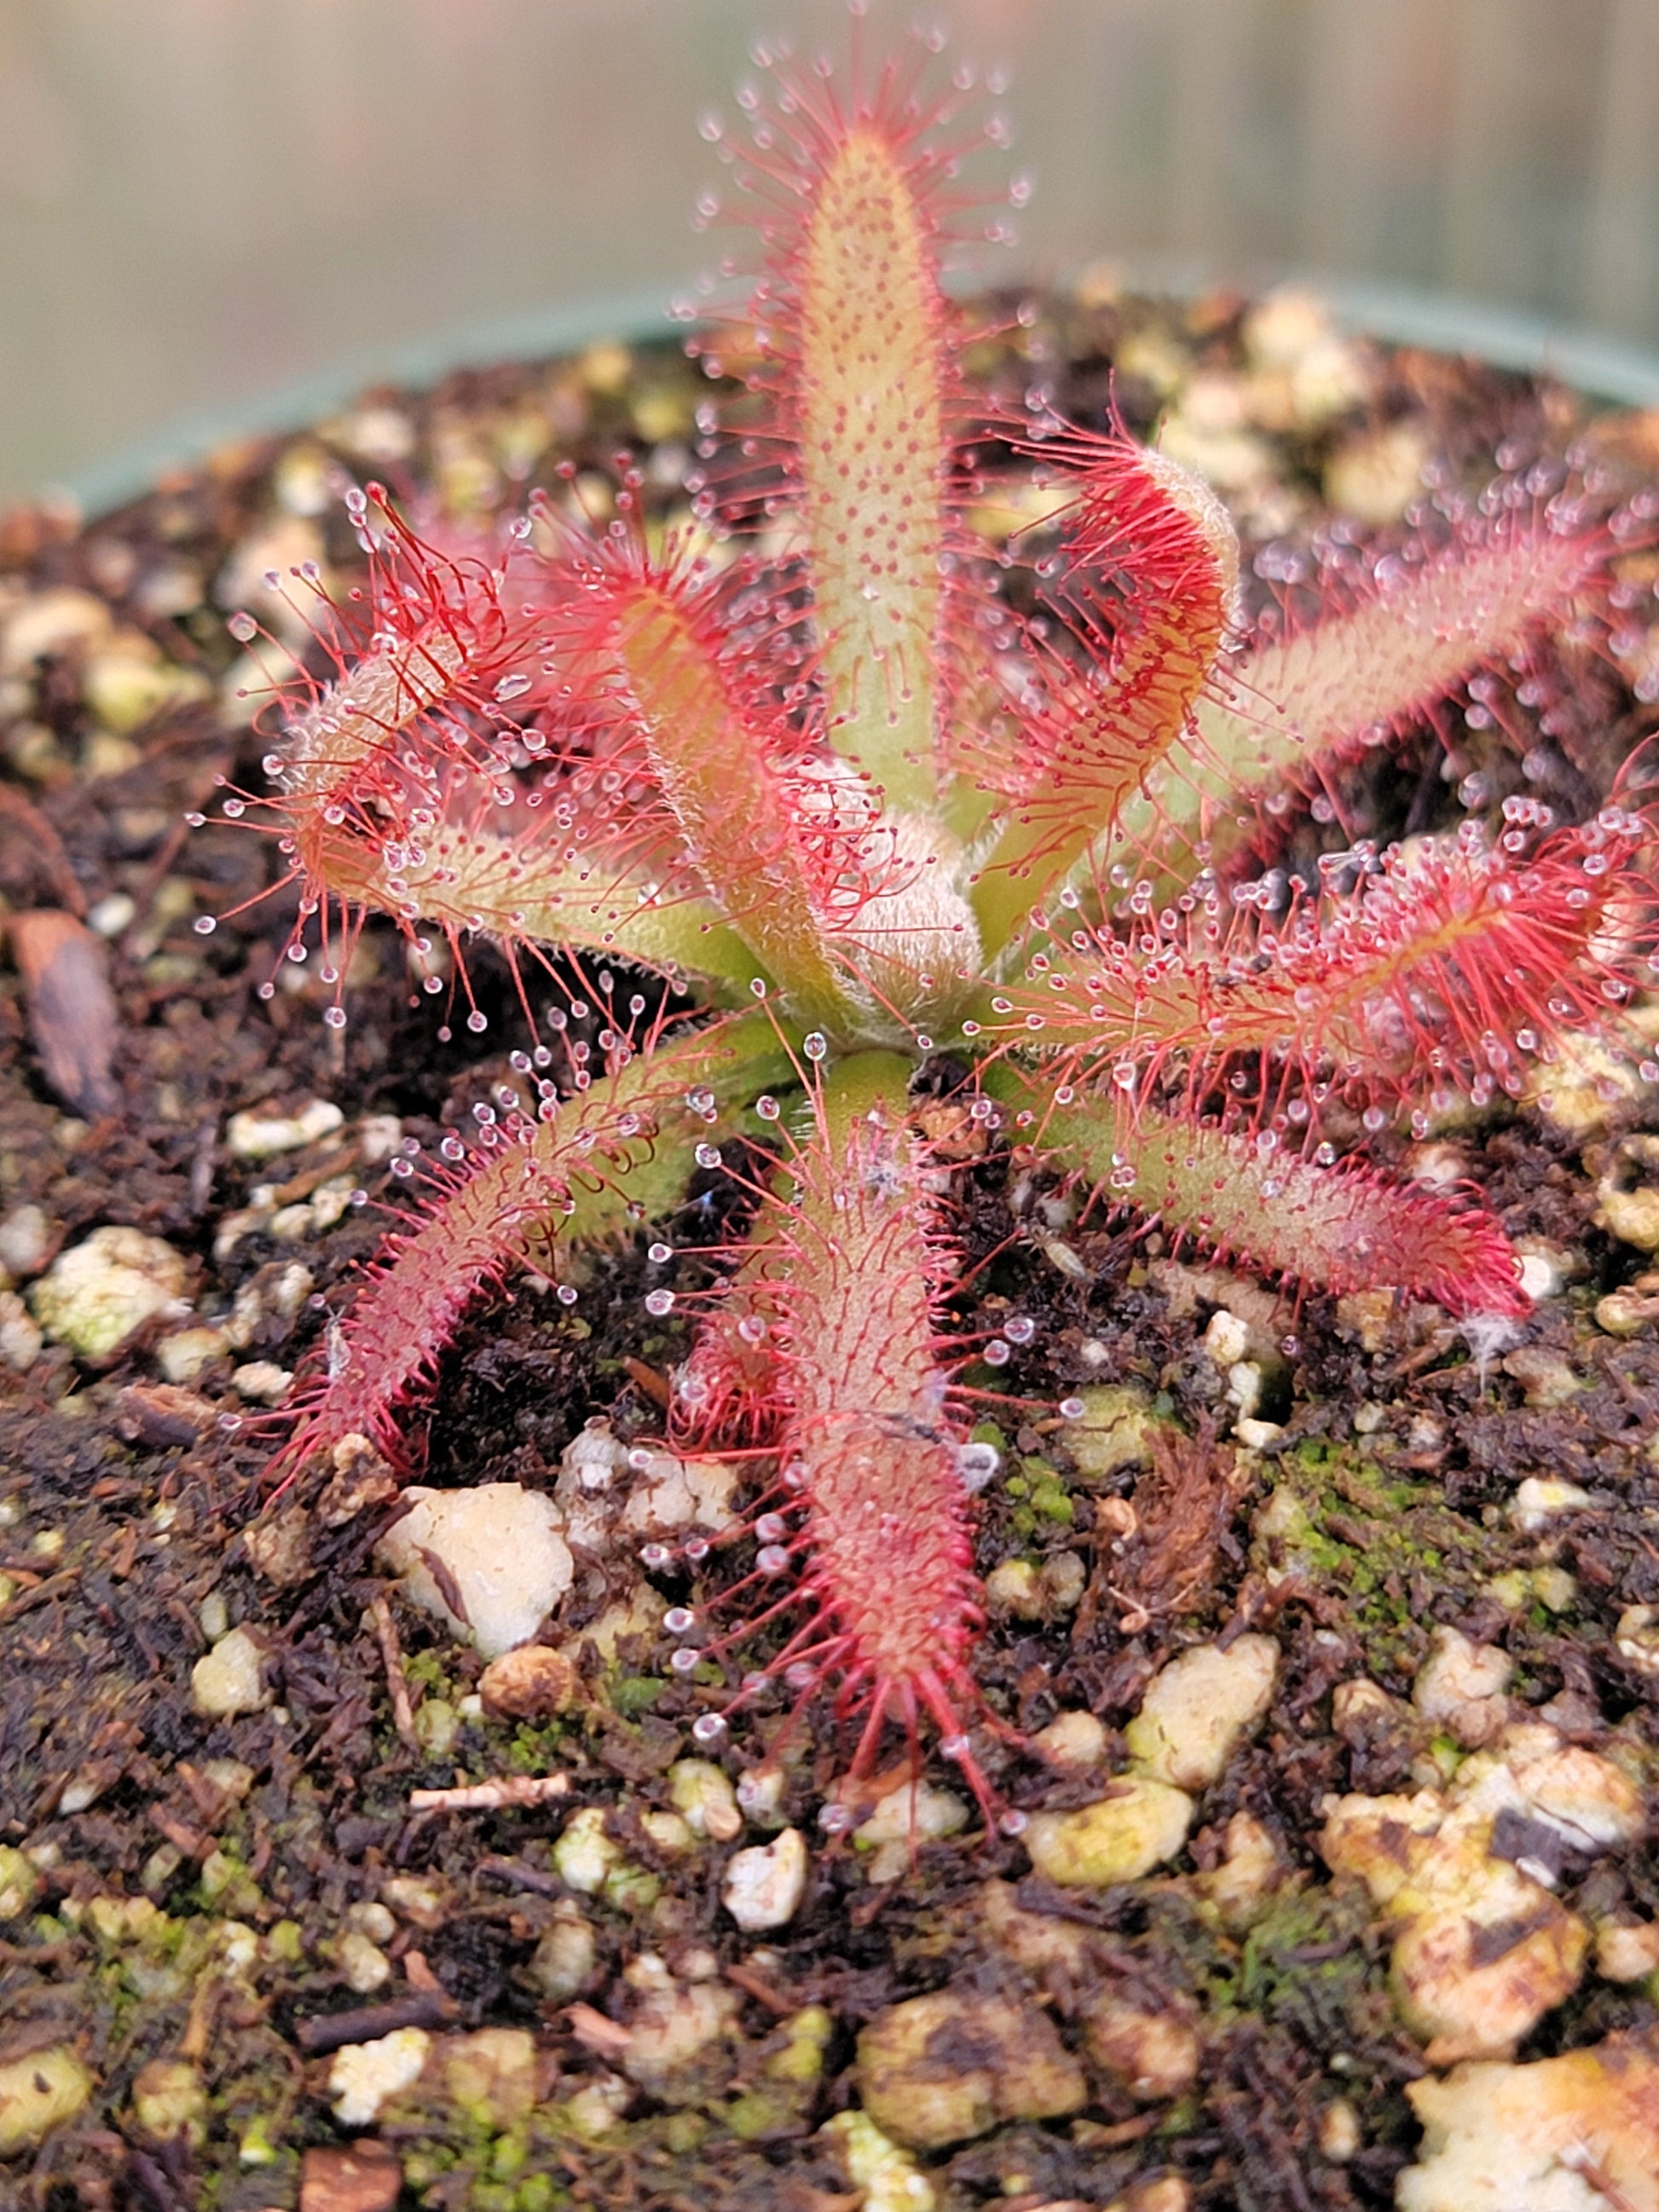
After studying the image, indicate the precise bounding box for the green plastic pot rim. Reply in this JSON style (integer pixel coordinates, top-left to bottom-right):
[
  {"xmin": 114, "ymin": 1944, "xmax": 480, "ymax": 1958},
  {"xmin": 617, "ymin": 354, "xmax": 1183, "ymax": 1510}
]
[
  {"xmin": 52, "ymin": 274, "xmax": 1659, "ymax": 524},
  {"xmin": 1113, "ymin": 257, "xmax": 1659, "ymax": 413},
  {"xmin": 53, "ymin": 286, "xmax": 674, "ymax": 522}
]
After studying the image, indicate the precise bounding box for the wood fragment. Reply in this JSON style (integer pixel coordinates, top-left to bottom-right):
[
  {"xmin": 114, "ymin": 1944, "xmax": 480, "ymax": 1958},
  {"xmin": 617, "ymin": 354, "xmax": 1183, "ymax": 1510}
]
[
  {"xmin": 298, "ymin": 2141, "xmax": 404, "ymax": 2212},
  {"xmin": 367, "ymin": 1592, "xmax": 419, "ymax": 1748},
  {"xmin": 7, "ymin": 908, "xmax": 120, "ymax": 1115},
  {"xmin": 182, "ymin": 1951, "xmax": 232, "ymax": 2061},
  {"xmin": 409, "ymin": 1772, "xmax": 570, "ymax": 1812},
  {"xmin": 565, "ymin": 2001, "xmax": 633, "ymax": 2060},
  {"xmin": 621, "ymin": 1355, "xmax": 672, "ymax": 1409},
  {"xmin": 723, "ymin": 1960, "xmax": 799, "ymax": 2016},
  {"xmin": 114, "ymin": 1383, "xmax": 217, "ymax": 1447},
  {"xmin": 475, "ymin": 1853, "xmax": 565, "ymax": 1897},
  {"xmin": 0, "ymin": 782, "xmax": 84, "ymax": 913},
  {"xmin": 150, "ymin": 1805, "xmax": 213, "ymax": 1861},
  {"xmin": 3, "ymin": 1568, "xmax": 82, "ymax": 1619},
  {"xmin": 401, "ymin": 1948, "xmax": 442, "ymax": 1995},
  {"xmin": 296, "ymin": 1988, "xmax": 455, "ymax": 2055},
  {"xmin": 413, "ymin": 1542, "xmax": 470, "ymax": 1627}
]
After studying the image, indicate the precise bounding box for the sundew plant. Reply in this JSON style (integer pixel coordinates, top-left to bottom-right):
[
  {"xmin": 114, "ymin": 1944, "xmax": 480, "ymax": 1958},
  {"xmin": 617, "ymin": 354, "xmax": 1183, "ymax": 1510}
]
[{"xmin": 212, "ymin": 43, "xmax": 1656, "ymax": 1818}]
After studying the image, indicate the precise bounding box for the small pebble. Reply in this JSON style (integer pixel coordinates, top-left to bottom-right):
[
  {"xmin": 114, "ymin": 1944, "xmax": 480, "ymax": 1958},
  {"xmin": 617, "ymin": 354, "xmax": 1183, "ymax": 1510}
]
[
  {"xmin": 1322, "ymin": 417, "xmax": 1431, "ymax": 524},
  {"xmin": 0, "ymin": 1204, "xmax": 49, "ymax": 1276},
  {"xmin": 332, "ymin": 405, "xmax": 417, "ymax": 465},
  {"xmin": 155, "ymin": 1325, "xmax": 228, "ymax": 1383},
  {"xmin": 1516, "ymin": 1248, "xmax": 1568, "ymax": 1302},
  {"xmin": 1202, "ymin": 1309, "xmax": 1251, "ymax": 1367},
  {"xmin": 1413, "ymin": 1627, "xmax": 1511, "ymax": 1748},
  {"xmin": 820, "ymin": 2110, "xmax": 938, "ymax": 2212},
  {"xmin": 1124, "ymin": 1636, "xmax": 1280, "ymax": 1790},
  {"xmin": 0, "ymin": 2044, "xmax": 95, "ymax": 2155},
  {"xmin": 30, "ymin": 1226, "xmax": 189, "ymax": 1360},
  {"xmin": 1508, "ymin": 1476, "xmax": 1595, "ymax": 1533},
  {"xmin": 1336, "ymin": 1289, "xmax": 1396, "ymax": 1354},
  {"xmin": 82, "ymin": 729, "xmax": 141, "ymax": 778},
  {"xmin": 1061, "ymin": 1384, "xmax": 1159, "ymax": 1476},
  {"xmin": 478, "ymin": 1643, "xmax": 579, "ymax": 1719},
  {"xmin": 1595, "ymin": 1920, "xmax": 1659, "ymax": 1982},
  {"xmin": 1226, "ymin": 1358, "xmax": 1263, "ymax": 1421},
  {"xmin": 130, "ymin": 2059, "xmax": 207, "ymax": 2149},
  {"xmin": 336, "ymin": 1928, "xmax": 392, "ymax": 1995},
  {"xmin": 85, "ymin": 893, "xmax": 136, "ymax": 939},
  {"xmin": 190, "ymin": 1626, "xmax": 271, "ymax": 1718},
  {"xmin": 1595, "ymin": 1135, "xmax": 1659, "ymax": 1251},
  {"xmin": 668, "ymin": 1759, "xmax": 743, "ymax": 1843},
  {"xmin": 0, "ymin": 1847, "xmax": 43, "ymax": 1920},
  {"xmin": 1615, "ymin": 1604, "xmax": 1659, "ymax": 1676},
  {"xmin": 856, "ymin": 1781, "xmax": 969, "ymax": 1882},
  {"xmin": 445, "ymin": 2025, "xmax": 539, "ymax": 2128},
  {"xmin": 1084, "ymin": 1997, "xmax": 1199, "ymax": 2101},
  {"xmin": 1595, "ymin": 1288, "xmax": 1659, "ymax": 1337},
  {"xmin": 243, "ymin": 1505, "xmax": 313, "ymax": 1587},
  {"xmin": 357, "ymin": 1113, "xmax": 404, "ymax": 1164},
  {"xmin": 1031, "ymin": 1709, "xmax": 1108, "ymax": 1770},
  {"xmin": 616, "ymin": 1954, "xmax": 738, "ymax": 2094},
  {"xmin": 379, "ymin": 1875, "xmax": 448, "ymax": 1932},
  {"xmin": 226, "ymin": 1097, "xmax": 344, "ymax": 1161},
  {"xmin": 736, "ymin": 1764, "xmax": 788, "ymax": 1829},
  {"xmin": 327, "ymin": 2028, "xmax": 431, "ymax": 2128},
  {"xmin": 1500, "ymin": 1347, "xmax": 1581, "ymax": 1410},
  {"xmin": 1320, "ymin": 2097, "xmax": 1362, "ymax": 2163},
  {"xmin": 1023, "ymin": 1779, "xmax": 1194, "ymax": 1886},
  {"xmin": 0, "ymin": 1292, "xmax": 43, "ymax": 1373},
  {"xmin": 561, "ymin": 2071, "xmax": 631, "ymax": 2136},
  {"xmin": 723, "ymin": 1828, "xmax": 809, "ymax": 1931},
  {"xmin": 1531, "ymin": 1036, "xmax": 1646, "ymax": 1140},
  {"xmin": 552, "ymin": 1807, "xmax": 621, "ymax": 1896},
  {"xmin": 1473, "ymin": 1724, "xmax": 1645, "ymax": 1851},
  {"xmin": 1531, "ymin": 1566, "xmax": 1578, "ymax": 1614},
  {"xmin": 984, "ymin": 1558, "xmax": 1044, "ymax": 1617},
  {"xmin": 375, "ymin": 1484, "xmax": 574, "ymax": 1658},
  {"xmin": 215, "ymin": 517, "xmax": 326, "ymax": 644},
  {"xmin": 1401, "ymin": 2036, "xmax": 1659, "ymax": 2212},
  {"xmin": 0, "ymin": 587, "xmax": 111, "ymax": 673},
  {"xmin": 83, "ymin": 643, "xmax": 209, "ymax": 733},
  {"xmin": 231, "ymin": 1360, "xmax": 292, "ymax": 1405},
  {"xmin": 619, "ymin": 1449, "xmax": 742, "ymax": 1535},
  {"xmin": 1199, "ymin": 1809, "xmax": 1282, "ymax": 1931},
  {"xmin": 133, "ymin": 560, "xmax": 203, "ymax": 620},
  {"xmin": 531, "ymin": 1903, "xmax": 597, "ymax": 2001},
  {"xmin": 856, "ymin": 1990, "xmax": 1086, "ymax": 2150}
]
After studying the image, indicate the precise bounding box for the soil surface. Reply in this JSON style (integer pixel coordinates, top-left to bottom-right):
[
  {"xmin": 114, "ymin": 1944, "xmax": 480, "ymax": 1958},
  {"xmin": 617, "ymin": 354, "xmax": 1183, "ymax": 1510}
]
[{"xmin": 3, "ymin": 283, "xmax": 1659, "ymax": 2212}]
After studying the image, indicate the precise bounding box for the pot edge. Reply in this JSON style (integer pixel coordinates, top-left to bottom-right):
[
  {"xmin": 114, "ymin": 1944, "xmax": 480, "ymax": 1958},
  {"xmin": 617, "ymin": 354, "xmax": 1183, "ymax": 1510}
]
[{"xmin": 44, "ymin": 273, "xmax": 1659, "ymax": 524}]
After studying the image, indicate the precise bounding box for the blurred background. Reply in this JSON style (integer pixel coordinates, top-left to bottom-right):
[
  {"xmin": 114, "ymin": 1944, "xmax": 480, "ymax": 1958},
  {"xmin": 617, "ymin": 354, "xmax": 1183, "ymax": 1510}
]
[{"xmin": 3, "ymin": 0, "xmax": 1658, "ymax": 511}]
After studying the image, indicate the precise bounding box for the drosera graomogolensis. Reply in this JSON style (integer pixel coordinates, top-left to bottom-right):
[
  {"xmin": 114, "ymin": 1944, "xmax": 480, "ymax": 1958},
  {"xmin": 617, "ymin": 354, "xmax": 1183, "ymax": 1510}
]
[{"xmin": 200, "ymin": 32, "xmax": 1658, "ymax": 1821}]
